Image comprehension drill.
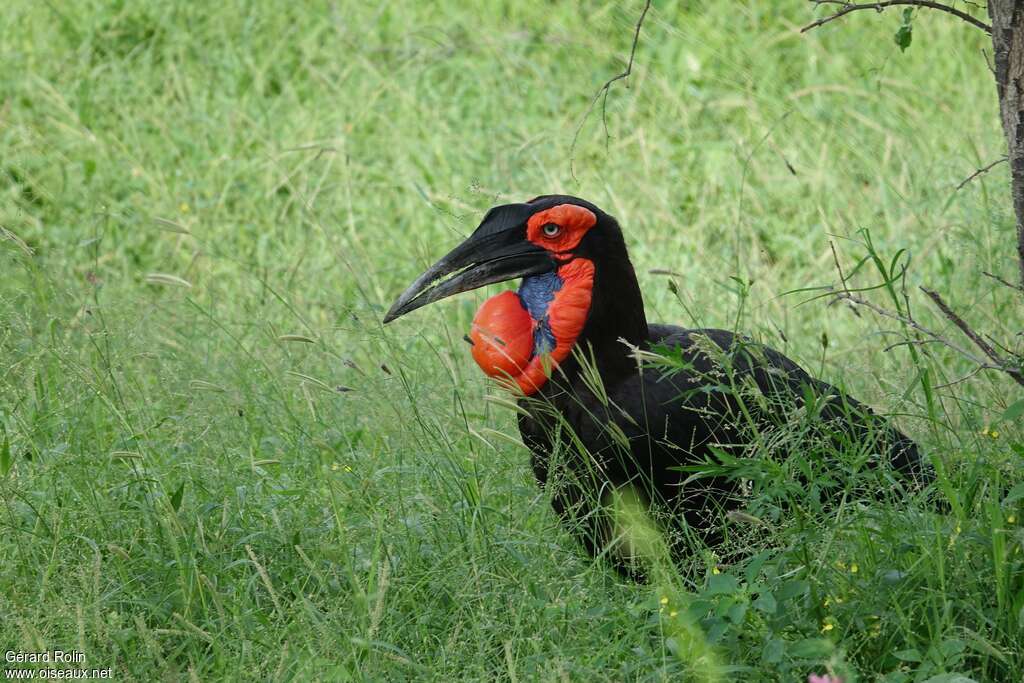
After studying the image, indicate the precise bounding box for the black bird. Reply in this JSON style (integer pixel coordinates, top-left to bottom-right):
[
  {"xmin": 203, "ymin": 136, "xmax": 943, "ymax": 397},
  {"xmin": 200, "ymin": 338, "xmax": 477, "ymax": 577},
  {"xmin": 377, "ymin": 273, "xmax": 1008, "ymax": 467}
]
[{"xmin": 384, "ymin": 195, "xmax": 928, "ymax": 576}]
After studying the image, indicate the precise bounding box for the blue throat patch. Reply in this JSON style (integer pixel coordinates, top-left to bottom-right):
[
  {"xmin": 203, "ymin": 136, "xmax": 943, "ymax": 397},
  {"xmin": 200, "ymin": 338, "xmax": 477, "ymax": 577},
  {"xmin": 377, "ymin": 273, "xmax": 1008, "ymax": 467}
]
[{"xmin": 517, "ymin": 271, "xmax": 562, "ymax": 357}]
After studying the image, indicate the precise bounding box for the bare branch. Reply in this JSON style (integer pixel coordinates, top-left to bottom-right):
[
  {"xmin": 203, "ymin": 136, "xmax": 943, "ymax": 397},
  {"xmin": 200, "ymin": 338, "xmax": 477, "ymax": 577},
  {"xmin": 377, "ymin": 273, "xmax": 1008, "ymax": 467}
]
[
  {"xmin": 828, "ymin": 241, "xmax": 862, "ymax": 316},
  {"xmin": 569, "ymin": 0, "xmax": 652, "ymax": 182},
  {"xmin": 881, "ymin": 337, "xmax": 977, "ymax": 355},
  {"xmin": 983, "ymin": 270, "xmax": 1024, "ymax": 294},
  {"xmin": 801, "ymin": 1, "xmax": 992, "ymax": 34},
  {"xmin": 982, "ymin": 47, "xmax": 996, "ymax": 76},
  {"xmin": 827, "ymin": 248, "xmax": 1022, "ymax": 388},
  {"xmin": 956, "ymin": 156, "xmax": 1008, "ymax": 190},
  {"xmin": 933, "ymin": 365, "xmax": 987, "ymax": 390},
  {"xmin": 920, "ymin": 288, "xmax": 1002, "ymax": 362},
  {"xmin": 920, "ymin": 287, "xmax": 1024, "ymax": 387},
  {"xmin": 831, "ymin": 289, "xmax": 988, "ymax": 366},
  {"xmin": 985, "ymin": 332, "xmax": 1020, "ymax": 358},
  {"xmin": 829, "ymin": 240, "xmax": 851, "ymax": 294}
]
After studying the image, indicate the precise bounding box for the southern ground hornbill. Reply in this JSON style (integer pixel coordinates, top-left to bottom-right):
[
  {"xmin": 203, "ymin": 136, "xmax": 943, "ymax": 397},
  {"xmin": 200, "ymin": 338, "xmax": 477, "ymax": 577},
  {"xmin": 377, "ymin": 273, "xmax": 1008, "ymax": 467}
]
[{"xmin": 384, "ymin": 195, "xmax": 929, "ymax": 576}]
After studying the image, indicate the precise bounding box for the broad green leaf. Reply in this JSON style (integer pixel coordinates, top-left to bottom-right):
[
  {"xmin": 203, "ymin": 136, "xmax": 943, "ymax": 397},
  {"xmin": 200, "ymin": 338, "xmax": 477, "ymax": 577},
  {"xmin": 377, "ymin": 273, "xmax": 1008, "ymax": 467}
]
[
  {"xmin": 706, "ymin": 572, "xmax": 740, "ymax": 595},
  {"xmin": 1001, "ymin": 398, "xmax": 1024, "ymax": 422},
  {"xmin": 169, "ymin": 481, "xmax": 186, "ymax": 512},
  {"xmin": 894, "ymin": 648, "xmax": 922, "ymax": 662},
  {"xmin": 789, "ymin": 637, "xmax": 833, "ymax": 658},
  {"xmin": 1003, "ymin": 482, "xmax": 1024, "ymax": 505},
  {"xmin": 895, "ymin": 8, "xmax": 913, "ymax": 53},
  {"xmin": 744, "ymin": 549, "xmax": 772, "ymax": 585},
  {"xmin": 777, "ymin": 579, "xmax": 809, "ymax": 602},
  {"xmin": 895, "ymin": 24, "xmax": 912, "ymax": 52},
  {"xmin": 753, "ymin": 591, "xmax": 777, "ymax": 615},
  {"xmin": 921, "ymin": 675, "xmax": 978, "ymax": 683},
  {"xmin": 761, "ymin": 638, "xmax": 784, "ymax": 664}
]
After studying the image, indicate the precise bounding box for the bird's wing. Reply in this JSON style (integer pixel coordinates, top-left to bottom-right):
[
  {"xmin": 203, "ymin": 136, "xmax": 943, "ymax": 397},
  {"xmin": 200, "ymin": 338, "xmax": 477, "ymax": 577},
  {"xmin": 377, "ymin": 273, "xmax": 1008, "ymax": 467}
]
[{"xmin": 635, "ymin": 325, "xmax": 927, "ymax": 482}]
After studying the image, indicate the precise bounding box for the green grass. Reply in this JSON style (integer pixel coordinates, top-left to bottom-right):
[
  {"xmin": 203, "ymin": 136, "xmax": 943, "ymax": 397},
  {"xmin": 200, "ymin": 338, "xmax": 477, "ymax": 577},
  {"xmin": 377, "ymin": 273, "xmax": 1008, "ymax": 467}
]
[{"xmin": 1, "ymin": 0, "xmax": 1022, "ymax": 679}]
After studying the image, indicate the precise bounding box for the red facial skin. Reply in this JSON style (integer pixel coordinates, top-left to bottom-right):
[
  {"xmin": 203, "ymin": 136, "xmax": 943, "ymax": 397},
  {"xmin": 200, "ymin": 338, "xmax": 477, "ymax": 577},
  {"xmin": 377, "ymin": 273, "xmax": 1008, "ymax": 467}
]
[
  {"xmin": 469, "ymin": 204, "xmax": 598, "ymax": 395},
  {"xmin": 526, "ymin": 204, "xmax": 596, "ymax": 254}
]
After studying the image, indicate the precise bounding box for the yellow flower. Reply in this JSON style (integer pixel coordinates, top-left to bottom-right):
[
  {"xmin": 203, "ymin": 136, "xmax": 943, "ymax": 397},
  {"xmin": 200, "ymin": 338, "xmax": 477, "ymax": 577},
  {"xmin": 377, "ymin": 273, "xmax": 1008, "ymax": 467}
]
[
  {"xmin": 660, "ymin": 596, "xmax": 669, "ymax": 605},
  {"xmin": 180, "ymin": 202, "xmax": 190, "ymax": 213},
  {"xmin": 669, "ymin": 611, "xmax": 678, "ymax": 618},
  {"xmin": 1008, "ymin": 515, "xmax": 1017, "ymax": 524},
  {"xmin": 849, "ymin": 563, "xmax": 859, "ymax": 574},
  {"xmin": 991, "ymin": 431, "xmax": 999, "ymax": 439},
  {"xmin": 330, "ymin": 463, "xmax": 339, "ymax": 471},
  {"xmin": 712, "ymin": 567, "xmax": 721, "ymax": 575},
  {"xmin": 821, "ymin": 620, "xmax": 835, "ymax": 633}
]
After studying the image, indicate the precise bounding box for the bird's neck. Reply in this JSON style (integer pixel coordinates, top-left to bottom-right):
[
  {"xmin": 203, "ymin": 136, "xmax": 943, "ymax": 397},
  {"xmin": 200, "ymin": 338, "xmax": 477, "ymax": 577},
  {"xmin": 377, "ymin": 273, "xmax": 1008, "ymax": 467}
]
[
  {"xmin": 521, "ymin": 254, "xmax": 648, "ymax": 390},
  {"xmin": 569, "ymin": 253, "xmax": 648, "ymax": 380}
]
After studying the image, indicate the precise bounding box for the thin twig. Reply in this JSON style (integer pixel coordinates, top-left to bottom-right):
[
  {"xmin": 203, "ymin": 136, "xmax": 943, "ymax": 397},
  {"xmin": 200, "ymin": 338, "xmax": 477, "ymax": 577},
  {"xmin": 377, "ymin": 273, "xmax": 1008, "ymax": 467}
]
[
  {"xmin": 985, "ymin": 332, "xmax": 1019, "ymax": 359},
  {"xmin": 830, "ymin": 289, "xmax": 988, "ymax": 367},
  {"xmin": 982, "ymin": 270, "xmax": 1024, "ymax": 294},
  {"xmin": 933, "ymin": 365, "xmax": 986, "ymax": 390},
  {"xmin": 828, "ymin": 240, "xmax": 861, "ymax": 316},
  {"xmin": 920, "ymin": 288, "xmax": 1002, "ymax": 363},
  {"xmin": 829, "ymin": 241, "xmax": 851, "ymax": 294},
  {"xmin": 982, "ymin": 47, "xmax": 995, "ymax": 76},
  {"xmin": 882, "ymin": 337, "xmax": 969, "ymax": 354},
  {"xmin": 801, "ymin": 1, "xmax": 992, "ymax": 34},
  {"xmin": 569, "ymin": 0, "xmax": 652, "ymax": 182},
  {"xmin": 830, "ymin": 276, "xmax": 1023, "ymax": 388},
  {"xmin": 920, "ymin": 287, "xmax": 1024, "ymax": 387},
  {"xmin": 956, "ymin": 156, "xmax": 1008, "ymax": 191}
]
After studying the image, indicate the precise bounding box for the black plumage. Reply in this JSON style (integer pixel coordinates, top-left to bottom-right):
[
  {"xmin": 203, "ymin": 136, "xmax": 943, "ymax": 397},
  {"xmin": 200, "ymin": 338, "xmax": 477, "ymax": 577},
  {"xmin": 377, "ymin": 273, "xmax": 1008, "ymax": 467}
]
[{"xmin": 386, "ymin": 195, "xmax": 929, "ymax": 577}]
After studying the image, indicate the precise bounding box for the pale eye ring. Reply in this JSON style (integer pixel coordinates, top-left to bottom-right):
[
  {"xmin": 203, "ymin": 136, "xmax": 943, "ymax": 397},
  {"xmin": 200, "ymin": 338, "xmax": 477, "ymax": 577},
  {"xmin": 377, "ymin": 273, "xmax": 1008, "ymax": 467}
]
[{"xmin": 542, "ymin": 223, "xmax": 561, "ymax": 238}]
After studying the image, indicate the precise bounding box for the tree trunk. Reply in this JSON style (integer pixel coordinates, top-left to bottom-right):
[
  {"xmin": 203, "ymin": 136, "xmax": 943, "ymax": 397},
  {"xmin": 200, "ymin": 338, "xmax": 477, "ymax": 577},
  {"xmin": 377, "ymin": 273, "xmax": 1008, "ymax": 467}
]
[{"xmin": 987, "ymin": 0, "xmax": 1024, "ymax": 289}]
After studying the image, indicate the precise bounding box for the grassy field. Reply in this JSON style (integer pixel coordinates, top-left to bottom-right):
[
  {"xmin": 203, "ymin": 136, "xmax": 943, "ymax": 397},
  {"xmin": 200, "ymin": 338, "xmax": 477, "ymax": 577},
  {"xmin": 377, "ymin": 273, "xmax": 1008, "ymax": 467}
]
[{"xmin": 2, "ymin": 0, "xmax": 1023, "ymax": 680}]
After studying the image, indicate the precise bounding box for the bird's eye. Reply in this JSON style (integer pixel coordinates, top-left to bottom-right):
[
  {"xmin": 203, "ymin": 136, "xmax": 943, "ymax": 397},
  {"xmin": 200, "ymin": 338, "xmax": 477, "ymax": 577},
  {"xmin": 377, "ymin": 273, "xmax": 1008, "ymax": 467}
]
[{"xmin": 542, "ymin": 223, "xmax": 561, "ymax": 238}]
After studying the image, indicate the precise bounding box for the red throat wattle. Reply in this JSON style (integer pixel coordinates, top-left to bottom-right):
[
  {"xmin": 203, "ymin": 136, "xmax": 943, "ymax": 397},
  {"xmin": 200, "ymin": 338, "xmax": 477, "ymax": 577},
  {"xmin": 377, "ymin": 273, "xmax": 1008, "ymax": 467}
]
[{"xmin": 470, "ymin": 258, "xmax": 595, "ymax": 395}]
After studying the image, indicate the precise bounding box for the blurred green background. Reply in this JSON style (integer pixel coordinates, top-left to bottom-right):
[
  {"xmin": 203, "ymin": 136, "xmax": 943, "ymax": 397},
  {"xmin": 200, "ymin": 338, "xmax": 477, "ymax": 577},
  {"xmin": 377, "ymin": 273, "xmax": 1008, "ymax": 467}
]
[{"xmin": 1, "ymin": 1, "xmax": 1021, "ymax": 680}]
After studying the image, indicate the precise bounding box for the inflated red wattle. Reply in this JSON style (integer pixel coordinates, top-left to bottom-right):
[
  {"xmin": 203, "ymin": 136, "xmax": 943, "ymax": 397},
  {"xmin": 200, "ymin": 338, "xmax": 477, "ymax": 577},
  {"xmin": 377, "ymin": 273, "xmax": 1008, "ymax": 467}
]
[
  {"xmin": 470, "ymin": 291, "xmax": 534, "ymax": 378},
  {"xmin": 468, "ymin": 259, "xmax": 595, "ymax": 396}
]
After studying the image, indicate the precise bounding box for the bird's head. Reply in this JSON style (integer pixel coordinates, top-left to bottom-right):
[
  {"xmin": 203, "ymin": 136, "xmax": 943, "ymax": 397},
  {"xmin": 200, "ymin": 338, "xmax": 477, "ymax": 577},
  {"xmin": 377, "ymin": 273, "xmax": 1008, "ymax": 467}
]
[{"xmin": 384, "ymin": 195, "xmax": 643, "ymax": 395}]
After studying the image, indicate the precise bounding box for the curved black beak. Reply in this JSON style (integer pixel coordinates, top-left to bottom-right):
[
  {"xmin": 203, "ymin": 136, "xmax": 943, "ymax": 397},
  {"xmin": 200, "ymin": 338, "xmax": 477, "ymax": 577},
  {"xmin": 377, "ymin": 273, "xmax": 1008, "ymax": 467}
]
[{"xmin": 383, "ymin": 219, "xmax": 555, "ymax": 323}]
